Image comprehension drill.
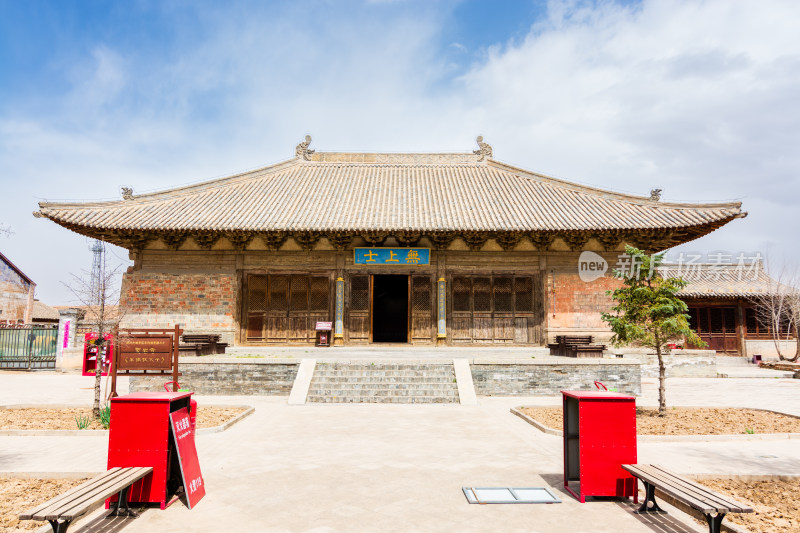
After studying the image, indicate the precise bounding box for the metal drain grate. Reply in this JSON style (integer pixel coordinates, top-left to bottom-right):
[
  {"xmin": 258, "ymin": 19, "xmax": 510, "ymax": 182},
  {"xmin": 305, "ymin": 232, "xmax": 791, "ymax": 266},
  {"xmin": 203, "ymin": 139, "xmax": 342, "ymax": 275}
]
[{"xmin": 462, "ymin": 487, "xmax": 561, "ymax": 504}]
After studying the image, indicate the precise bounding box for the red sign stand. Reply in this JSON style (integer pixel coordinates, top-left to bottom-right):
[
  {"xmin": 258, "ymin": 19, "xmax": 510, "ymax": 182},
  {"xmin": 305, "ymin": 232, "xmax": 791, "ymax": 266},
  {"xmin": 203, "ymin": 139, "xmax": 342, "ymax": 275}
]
[{"xmin": 169, "ymin": 407, "xmax": 205, "ymax": 509}]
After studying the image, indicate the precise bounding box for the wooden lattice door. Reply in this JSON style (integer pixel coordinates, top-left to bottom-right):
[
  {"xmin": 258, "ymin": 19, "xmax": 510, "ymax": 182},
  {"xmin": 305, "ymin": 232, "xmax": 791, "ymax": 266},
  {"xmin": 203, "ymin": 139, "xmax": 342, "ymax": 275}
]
[
  {"xmin": 410, "ymin": 275, "xmax": 433, "ymax": 343},
  {"xmin": 309, "ymin": 276, "xmax": 330, "ymax": 339},
  {"xmin": 246, "ymin": 274, "xmax": 268, "ymax": 341},
  {"xmin": 492, "ymin": 277, "xmax": 514, "ymax": 343},
  {"xmin": 245, "ymin": 274, "xmax": 330, "ymax": 344},
  {"xmin": 449, "ymin": 274, "xmax": 545, "ymax": 344},
  {"xmin": 472, "ymin": 277, "xmax": 493, "ymax": 342},
  {"xmin": 267, "ymin": 275, "xmax": 289, "ymax": 342},
  {"xmin": 451, "ymin": 277, "xmax": 472, "ymax": 343},
  {"xmin": 287, "ymin": 276, "xmax": 309, "ymax": 342},
  {"xmin": 348, "ymin": 275, "xmax": 370, "ymax": 343}
]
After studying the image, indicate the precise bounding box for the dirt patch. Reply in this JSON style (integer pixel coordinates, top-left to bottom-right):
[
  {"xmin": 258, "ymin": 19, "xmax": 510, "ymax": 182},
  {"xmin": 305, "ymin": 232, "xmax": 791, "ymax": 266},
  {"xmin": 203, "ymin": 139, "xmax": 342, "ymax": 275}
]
[
  {"xmin": 697, "ymin": 478, "xmax": 800, "ymax": 533},
  {"xmin": 195, "ymin": 407, "xmax": 247, "ymax": 428},
  {"xmin": 519, "ymin": 407, "xmax": 800, "ymax": 435},
  {"xmin": 1, "ymin": 478, "xmax": 87, "ymax": 532},
  {"xmin": 0, "ymin": 407, "xmax": 247, "ymax": 431}
]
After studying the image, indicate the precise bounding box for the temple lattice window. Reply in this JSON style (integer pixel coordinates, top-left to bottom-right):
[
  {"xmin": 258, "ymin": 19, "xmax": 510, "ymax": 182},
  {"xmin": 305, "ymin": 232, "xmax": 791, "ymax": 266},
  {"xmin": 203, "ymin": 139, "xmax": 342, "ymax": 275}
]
[
  {"xmin": 245, "ymin": 274, "xmax": 330, "ymax": 343},
  {"xmin": 450, "ymin": 274, "xmax": 544, "ymax": 344}
]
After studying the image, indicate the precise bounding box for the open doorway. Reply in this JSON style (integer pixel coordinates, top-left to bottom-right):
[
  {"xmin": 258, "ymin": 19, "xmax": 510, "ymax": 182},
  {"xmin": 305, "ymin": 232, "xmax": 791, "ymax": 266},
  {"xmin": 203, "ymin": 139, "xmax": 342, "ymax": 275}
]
[{"xmin": 372, "ymin": 275, "xmax": 408, "ymax": 342}]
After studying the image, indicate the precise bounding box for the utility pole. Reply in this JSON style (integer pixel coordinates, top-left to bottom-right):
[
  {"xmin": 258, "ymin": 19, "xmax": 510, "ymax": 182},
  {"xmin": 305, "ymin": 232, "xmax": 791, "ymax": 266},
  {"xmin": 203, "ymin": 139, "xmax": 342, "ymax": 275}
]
[{"xmin": 90, "ymin": 240, "xmax": 105, "ymax": 306}]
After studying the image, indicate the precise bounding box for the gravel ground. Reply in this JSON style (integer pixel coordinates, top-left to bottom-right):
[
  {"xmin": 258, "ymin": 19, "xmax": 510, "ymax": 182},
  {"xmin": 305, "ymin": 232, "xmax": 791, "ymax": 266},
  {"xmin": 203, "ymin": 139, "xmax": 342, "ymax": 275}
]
[
  {"xmin": 519, "ymin": 406, "xmax": 800, "ymax": 435},
  {"xmin": 698, "ymin": 479, "xmax": 800, "ymax": 533},
  {"xmin": 0, "ymin": 407, "xmax": 247, "ymax": 431},
  {"xmin": 1, "ymin": 478, "xmax": 87, "ymax": 532}
]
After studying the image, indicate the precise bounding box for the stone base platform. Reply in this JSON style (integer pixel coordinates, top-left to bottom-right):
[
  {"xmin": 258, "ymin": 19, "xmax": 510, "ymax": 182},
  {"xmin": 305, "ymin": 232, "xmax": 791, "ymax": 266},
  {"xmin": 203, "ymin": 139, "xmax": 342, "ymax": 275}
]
[{"xmin": 129, "ymin": 351, "xmax": 642, "ymax": 397}]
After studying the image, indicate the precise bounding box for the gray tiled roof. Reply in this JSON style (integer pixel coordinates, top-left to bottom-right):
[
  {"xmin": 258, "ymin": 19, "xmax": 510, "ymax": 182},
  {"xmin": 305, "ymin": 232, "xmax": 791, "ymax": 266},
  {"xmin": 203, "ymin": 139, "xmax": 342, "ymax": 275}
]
[
  {"xmin": 32, "ymin": 300, "xmax": 59, "ymax": 321},
  {"xmin": 660, "ymin": 263, "xmax": 784, "ymax": 298},
  {"xmin": 36, "ymin": 153, "xmax": 743, "ymax": 234}
]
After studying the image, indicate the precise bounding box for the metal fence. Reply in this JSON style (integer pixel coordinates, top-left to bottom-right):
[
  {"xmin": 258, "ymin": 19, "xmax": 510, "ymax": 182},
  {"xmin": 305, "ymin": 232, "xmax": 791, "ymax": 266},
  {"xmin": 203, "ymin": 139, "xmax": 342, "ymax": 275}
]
[{"xmin": 0, "ymin": 326, "xmax": 59, "ymax": 369}]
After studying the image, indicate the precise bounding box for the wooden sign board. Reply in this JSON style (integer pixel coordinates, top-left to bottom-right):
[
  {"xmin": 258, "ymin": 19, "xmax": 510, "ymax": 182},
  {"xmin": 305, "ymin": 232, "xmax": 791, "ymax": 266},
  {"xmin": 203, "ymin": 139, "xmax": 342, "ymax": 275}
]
[
  {"xmin": 116, "ymin": 336, "xmax": 173, "ymax": 370},
  {"xmin": 354, "ymin": 247, "xmax": 430, "ymax": 265},
  {"xmin": 170, "ymin": 407, "xmax": 205, "ymax": 509},
  {"xmin": 110, "ymin": 325, "xmax": 182, "ymax": 397}
]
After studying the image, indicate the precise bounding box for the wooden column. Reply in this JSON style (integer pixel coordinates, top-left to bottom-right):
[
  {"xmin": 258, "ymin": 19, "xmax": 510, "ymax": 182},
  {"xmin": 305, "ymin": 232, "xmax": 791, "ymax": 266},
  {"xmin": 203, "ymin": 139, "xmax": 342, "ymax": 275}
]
[
  {"xmin": 334, "ymin": 277, "xmax": 345, "ymax": 346},
  {"xmin": 437, "ymin": 278, "xmax": 447, "ymax": 344},
  {"xmin": 736, "ymin": 299, "xmax": 747, "ymax": 358},
  {"xmin": 436, "ymin": 251, "xmax": 447, "ymax": 345}
]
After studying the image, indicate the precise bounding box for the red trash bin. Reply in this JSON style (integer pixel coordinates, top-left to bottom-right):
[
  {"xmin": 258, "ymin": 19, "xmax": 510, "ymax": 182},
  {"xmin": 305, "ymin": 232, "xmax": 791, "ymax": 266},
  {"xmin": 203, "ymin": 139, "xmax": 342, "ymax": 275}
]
[
  {"xmin": 107, "ymin": 391, "xmax": 194, "ymax": 509},
  {"xmin": 562, "ymin": 390, "xmax": 638, "ymax": 503}
]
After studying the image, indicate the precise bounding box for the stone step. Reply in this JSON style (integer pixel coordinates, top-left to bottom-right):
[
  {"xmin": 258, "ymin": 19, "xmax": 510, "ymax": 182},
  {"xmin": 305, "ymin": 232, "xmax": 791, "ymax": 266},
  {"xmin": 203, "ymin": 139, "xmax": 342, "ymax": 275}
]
[
  {"xmin": 307, "ymin": 361, "xmax": 459, "ymax": 404},
  {"xmin": 313, "ymin": 368, "xmax": 453, "ymax": 374},
  {"xmin": 313, "ymin": 372, "xmax": 454, "ymax": 378},
  {"xmin": 307, "ymin": 387, "xmax": 458, "ymax": 396},
  {"xmin": 305, "ymin": 395, "xmax": 459, "ymax": 404},
  {"xmin": 311, "ymin": 376, "xmax": 457, "ymax": 384},
  {"xmin": 308, "ymin": 385, "xmax": 458, "ymax": 395}
]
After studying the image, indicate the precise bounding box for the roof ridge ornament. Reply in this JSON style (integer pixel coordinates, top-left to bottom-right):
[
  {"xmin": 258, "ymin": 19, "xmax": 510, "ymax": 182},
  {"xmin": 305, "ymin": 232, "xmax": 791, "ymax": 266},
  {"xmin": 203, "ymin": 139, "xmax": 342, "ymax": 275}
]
[
  {"xmin": 649, "ymin": 188, "xmax": 662, "ymax": 201},
  {"xmin": 295, "ymin": 135, "xmax": 315, "ymax": 161},
  {"xmin": 473, "ymin": 135, "xmax": 493, "ymax": 162},
  {"xmin": 121, "ymin": 187, "xmax": 134, "ymax": 200}
]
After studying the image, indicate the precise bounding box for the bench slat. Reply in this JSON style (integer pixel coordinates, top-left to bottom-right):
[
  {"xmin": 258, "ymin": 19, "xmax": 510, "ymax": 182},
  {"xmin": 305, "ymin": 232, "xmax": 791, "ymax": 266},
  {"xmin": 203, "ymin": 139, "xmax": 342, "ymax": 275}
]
[
  {"xmin": 29, "ymin": 468, "xmax": 140, "ymax": 520},
  {"xmin": 48, "ymin": 467, "xmax": 153, "ymax": 521},
  {"xmin": 624, "ymin": 465, "xmax": 733, "ymax": 513},
  {"xmin": 623, "ymin": 464, "xmax": 752, "ymax": 514},
  {"xmin": 19, "ymin": 468, "xmax": 124, "ymax": 519},
  {"xmin": 635, "ymin": 464, "xmax": 750, "ymax": 513},
  {"xmin": 648, "ymin": 465, "xmax": 753, "ymax": 513},
  {"xmin": 21, "ymin": 467, "xmax": 152, "ymax": 522}
]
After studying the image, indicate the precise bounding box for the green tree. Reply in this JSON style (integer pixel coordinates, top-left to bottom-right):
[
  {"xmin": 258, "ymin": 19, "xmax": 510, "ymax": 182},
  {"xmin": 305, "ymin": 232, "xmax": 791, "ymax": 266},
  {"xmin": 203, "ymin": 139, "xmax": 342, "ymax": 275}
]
[{"xmin": 601, "ymin": 246, "xmax": 705, "ymax": 416}]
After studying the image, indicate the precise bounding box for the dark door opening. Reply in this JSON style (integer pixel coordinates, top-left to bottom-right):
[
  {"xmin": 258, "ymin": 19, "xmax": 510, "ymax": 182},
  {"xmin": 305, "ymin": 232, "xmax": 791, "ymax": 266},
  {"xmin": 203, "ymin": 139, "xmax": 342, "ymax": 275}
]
[{"xmin": 372, "ymin": 275, "xmax": 408, "ymax": 343}]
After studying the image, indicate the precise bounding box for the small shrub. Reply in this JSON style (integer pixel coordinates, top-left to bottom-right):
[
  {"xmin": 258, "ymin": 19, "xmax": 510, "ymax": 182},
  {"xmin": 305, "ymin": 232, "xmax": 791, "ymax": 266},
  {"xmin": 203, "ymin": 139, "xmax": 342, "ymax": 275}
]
[
  {"xmin": 744, "ymin": 428, "xmax": 755, "ymax": 435},
  {"xmin": 75, "ymin": 414, "xmax": 91, "ymax": 430},
  {"xmin": 99, "ymin": 404, "xmax": 111, "ymax": 429}
]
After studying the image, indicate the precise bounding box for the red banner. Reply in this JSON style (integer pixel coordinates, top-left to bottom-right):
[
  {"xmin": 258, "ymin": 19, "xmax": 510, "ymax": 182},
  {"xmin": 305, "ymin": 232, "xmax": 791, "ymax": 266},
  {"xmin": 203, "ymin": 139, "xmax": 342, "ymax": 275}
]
[{"xmin": 169, "ymin": 407, "xmax": 205, "ymax": 509}]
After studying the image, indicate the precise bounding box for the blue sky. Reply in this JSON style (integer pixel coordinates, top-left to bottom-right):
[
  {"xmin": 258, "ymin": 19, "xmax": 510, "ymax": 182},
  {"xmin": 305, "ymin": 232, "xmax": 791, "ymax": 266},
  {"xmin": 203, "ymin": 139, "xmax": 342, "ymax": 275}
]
[{"xmin": 1, "ymin": 0, "xmax": 798, "ymax": 304}]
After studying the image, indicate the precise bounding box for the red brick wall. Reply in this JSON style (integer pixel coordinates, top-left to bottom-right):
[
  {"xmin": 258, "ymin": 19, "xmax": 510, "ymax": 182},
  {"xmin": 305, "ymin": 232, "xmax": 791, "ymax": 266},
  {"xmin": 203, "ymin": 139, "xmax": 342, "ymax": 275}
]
[
  {"xmin": 120, "ymin": 272, "xmax": 237, "ymax": 339},
  {"xmin": 549, "ymin": 272, "xmax": 622, "ymax": 330}
]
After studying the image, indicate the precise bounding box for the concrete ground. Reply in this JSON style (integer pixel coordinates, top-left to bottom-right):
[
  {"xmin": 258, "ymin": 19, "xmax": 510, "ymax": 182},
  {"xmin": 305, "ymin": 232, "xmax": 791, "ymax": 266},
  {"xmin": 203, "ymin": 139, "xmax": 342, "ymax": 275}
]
[{"xmin": 2, "ymin": 369, "xmax": 799, "ymax": 533}]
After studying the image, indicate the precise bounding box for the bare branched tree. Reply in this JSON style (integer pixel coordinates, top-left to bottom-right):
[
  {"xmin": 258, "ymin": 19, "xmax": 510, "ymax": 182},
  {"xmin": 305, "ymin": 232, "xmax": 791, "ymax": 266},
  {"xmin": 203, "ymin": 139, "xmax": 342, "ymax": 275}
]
[
  {"xmin": 63, "ymin": 242, "xmax": 125, "ymax": 416},
  {"xmin": 0, "ymin": 223, "xmax": 12, "ymax": 237},
  {"xmin": 750, "ymin": 260, "xmax": 800, "ymax": 362}
]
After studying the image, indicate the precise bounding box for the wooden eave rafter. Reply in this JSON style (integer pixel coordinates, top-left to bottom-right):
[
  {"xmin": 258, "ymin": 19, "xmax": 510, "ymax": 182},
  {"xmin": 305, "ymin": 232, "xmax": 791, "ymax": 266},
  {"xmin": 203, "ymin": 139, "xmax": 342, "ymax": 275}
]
[{"xmin": 40, "ymin": 218, "xmax": 739, "ymax": 253}]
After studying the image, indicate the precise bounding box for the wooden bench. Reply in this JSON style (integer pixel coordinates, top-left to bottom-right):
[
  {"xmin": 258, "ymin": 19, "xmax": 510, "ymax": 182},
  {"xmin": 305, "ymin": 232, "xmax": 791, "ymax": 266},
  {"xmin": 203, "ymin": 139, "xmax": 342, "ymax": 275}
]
[
  {"xmin": 555, "ymin": 335, "xmax": 594, "ymax": 345},
  {"xmin": 180, "ymin": 334, "xmax": 228, "ymax": 356},
  {"xmin": 566, "ymin": 344, "xmax": 606, "ymax": 358},
  {"xmin": 549, "ymin": 335, "xmax": 605, "ymax": 357},
  {"xmin": 19, "ymin": 467, "xmax": 153, "ymax": 533},
  {"xmin": 622, "ymin": 464, "xmax": 752, "ymax": 533}
]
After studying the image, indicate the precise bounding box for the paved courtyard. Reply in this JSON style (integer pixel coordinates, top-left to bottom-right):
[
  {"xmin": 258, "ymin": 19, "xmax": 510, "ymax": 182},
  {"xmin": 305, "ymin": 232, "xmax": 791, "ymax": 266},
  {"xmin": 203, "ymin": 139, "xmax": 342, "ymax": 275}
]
[{"xmin": 1, "ymin": 368, "xmax": 799, "ymax": 532}]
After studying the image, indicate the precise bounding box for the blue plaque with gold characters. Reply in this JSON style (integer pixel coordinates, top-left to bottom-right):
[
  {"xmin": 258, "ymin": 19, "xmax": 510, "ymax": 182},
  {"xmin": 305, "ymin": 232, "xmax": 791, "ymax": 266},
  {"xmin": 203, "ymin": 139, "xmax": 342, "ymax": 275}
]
[{"xmin": 354, "ymin": 248, "xmax": 430, "ymax": 265}]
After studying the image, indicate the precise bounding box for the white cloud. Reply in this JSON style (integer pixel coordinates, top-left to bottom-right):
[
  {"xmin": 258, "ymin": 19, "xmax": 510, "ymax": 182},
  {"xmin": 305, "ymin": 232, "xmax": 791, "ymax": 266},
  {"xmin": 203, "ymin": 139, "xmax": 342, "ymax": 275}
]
[
  {"xmin": 459, "ymin": 0, "xmax": 800, "ymax": 260},
  {"xmin": 1, "ymin": 0, "xmax": 799, "ymax": 303}
]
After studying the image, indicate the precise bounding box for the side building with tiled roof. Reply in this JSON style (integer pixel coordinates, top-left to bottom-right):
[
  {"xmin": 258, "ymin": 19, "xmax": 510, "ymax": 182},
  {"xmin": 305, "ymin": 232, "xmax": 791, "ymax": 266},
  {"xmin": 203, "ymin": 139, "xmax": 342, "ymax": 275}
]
[
  {"xmin": 34, "ymin": 137, "xmax": 747, "ymax": 347},
  {"xmin": 660, "ymin": 263, "xmax": 797, "ymax": 358},
  {"xmin": 0, "ymin": 251, "xmax": 35, "ymax": 325}
]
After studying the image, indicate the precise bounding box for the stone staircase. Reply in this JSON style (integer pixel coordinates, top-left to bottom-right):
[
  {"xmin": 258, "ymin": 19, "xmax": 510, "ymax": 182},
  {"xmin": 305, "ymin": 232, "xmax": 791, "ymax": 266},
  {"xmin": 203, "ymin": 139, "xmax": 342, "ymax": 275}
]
[{"xmin": 306, "ymin": 361, "xmax": 460, "ymax": 403}]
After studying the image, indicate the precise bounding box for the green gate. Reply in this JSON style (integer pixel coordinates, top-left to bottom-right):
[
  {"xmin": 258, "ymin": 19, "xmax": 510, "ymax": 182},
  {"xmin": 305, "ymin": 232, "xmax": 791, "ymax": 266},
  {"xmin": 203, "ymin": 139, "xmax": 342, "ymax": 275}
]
[{"xmin": 0, "ymin": 326, "xmax": 58, "ymax": 369}]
